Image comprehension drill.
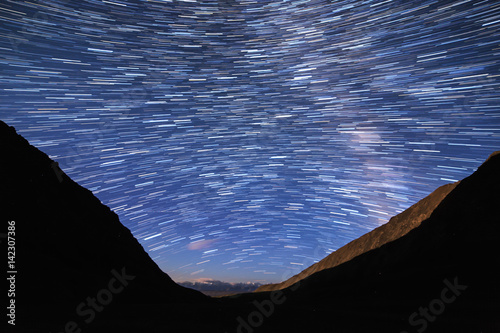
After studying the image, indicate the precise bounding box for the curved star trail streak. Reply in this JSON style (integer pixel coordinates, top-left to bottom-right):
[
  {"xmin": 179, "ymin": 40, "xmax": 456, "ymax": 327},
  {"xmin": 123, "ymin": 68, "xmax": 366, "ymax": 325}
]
[{"xmin": 1, "ymin": 0, "xmax": 499, "ymax": 282}]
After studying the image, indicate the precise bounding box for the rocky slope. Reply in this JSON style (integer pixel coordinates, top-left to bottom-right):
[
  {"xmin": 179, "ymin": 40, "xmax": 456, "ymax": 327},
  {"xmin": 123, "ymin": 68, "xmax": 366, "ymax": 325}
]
[
  {"xmin": 235, "ymin": 150, "xmax": 500, "ymax": 332},
  {"xmin": 257, "ymin": 178, "xmax": 458, "ymax": 292}
]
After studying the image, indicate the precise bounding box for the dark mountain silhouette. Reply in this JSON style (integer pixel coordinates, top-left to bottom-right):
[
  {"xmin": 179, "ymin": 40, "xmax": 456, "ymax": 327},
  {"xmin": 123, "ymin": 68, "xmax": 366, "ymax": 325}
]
[
  {"xmin": 0, "ymin": 121, "xmax": 208, "ymax": 332},
  {"xmin": 1, "ymin": 119, "xmax": 498, "ymax": 333},
  {"xmin": 239, "ymin": 150, "xmax": 500, "ymax": 332},
  {"xmin": 256, "ymin": 181, "xmax": 458, "ymax": 292}
]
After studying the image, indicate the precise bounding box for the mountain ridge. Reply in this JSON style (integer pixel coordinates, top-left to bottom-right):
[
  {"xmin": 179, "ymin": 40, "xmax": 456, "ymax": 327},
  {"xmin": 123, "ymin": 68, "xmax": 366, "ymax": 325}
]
[
  {"xmin": 2, "ymin": 119, "xmax": 498, "ymax": 332},
  {"xmin": 233, "ymin": 150, "xmax": 500, "ymax": 332},
  {"xmin": 256, "ymin": 178, "xmax": 459, "ymax": 292},
  {"xmin": 0, "ymin": 120, "xmax": 208, "ymax": 332}
]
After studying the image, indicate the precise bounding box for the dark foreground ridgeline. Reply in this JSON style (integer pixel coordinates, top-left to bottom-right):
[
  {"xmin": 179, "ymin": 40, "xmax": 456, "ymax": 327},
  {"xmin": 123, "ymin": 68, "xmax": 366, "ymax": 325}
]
[{"xmin": 1, "ymin": 120, "xmax": 498, "ymax": 333}]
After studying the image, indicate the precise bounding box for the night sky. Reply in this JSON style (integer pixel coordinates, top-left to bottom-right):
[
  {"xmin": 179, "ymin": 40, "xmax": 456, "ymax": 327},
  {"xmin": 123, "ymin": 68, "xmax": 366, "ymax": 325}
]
[{"xmin": 1, "ymin": 0, "xmax": 499, "ymax": 283}]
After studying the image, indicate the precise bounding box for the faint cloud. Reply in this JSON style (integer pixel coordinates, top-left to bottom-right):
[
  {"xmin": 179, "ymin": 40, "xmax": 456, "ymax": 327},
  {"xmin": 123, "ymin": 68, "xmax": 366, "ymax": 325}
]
[{"xmin": 187, "ymin": 239, "xmax": 217, "ymax": 250}]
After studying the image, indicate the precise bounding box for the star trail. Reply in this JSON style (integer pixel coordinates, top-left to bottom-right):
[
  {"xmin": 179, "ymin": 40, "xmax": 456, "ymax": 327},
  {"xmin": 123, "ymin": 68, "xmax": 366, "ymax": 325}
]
[{"xmin": 1, "ymin": 0, "xmax": 499, "ymax": 283}]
